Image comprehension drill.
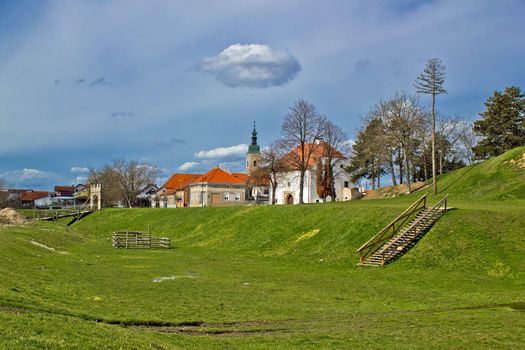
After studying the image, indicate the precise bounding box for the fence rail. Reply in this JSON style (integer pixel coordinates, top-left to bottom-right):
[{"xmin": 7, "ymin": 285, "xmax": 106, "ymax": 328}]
[
  {"xmin": 112, "ymin": 231, "xmax": 170, "ymax": 249},
  {"xmin": 356, "ymin": 194, "xmax": 428, "ymax": 264}
]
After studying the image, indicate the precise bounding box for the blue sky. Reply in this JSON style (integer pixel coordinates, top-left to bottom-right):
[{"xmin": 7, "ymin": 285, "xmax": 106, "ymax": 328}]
[{"xmin": 0, "ymin": 0, "xmax": 524, "ymax": 189}]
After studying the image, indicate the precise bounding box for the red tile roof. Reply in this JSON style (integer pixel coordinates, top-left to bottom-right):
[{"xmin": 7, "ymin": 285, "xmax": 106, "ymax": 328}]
[
  {"xmin": 282, "ymin": 141, "xmax": 345, "ymax": 169},
  {"xmin": 20, "ymin": 191, "xmax": 49, "ymax": 201},
  {"xmin": 191, "ymin": 167, "xmax": 247, "ymax": 185},
  {"xmin": 55, "ymin": 186, "xmax": 74, "ymax": 192},
  {"xmin": 231, "ymin": 173, "xmax": 250, "ymax": 182},
  {"xmin": 248, "ymin": 175, "xmax": 270, "ymax": 186},
  {"xmin": 162, "ymin": 174, "xmax": 202, "ymax": 190}
]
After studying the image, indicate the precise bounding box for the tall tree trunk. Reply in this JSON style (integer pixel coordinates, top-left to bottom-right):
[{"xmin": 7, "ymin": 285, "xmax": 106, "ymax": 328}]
[
  {"xmin": 423, "ymin": 152, "xmax": 428, "ymax": 181},
  {"xmin": 404, "ymin": 150, "xmax": 411, "ymax": 193},
  {"xmin": 389, "ymin": 152, "xmax": 397, "ymax": 186},
  {"xmin": 299, "ymin": 169, "xmax": 305, "ymax": 204},
  {"xmin": 398, "ymin": 148, "xmax": 403, "ymax": 184},
  {"xmin": 271, "ymin": 176, "xmax": 277, "ymax": 205},
  {"xmin": 371, "ymin": 173, "xmax": 376, "ymax": 190},
  {"xmin": 377, "ymin": 175, "xmax": 380, "ymax": 189},
  {"xmin": 431, "ymin": 93, "xmax": 437, "ymax": 194},
  {"xmin": 329, "ymin": 161, "xmax": 336, "ymax": 202},
  {"xmin": 439, "ymin": 151, "xmax": 443, "ymax": 175}
]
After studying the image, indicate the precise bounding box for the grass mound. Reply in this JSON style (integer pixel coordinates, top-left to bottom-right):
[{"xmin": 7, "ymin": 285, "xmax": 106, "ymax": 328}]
[
  {"xmin": 1, "ymin": 147, "xmax": 524, "ymax": 349},
  {"xmin": 431, "ymin": 146, "xmax": 525, "ymax": 201}
]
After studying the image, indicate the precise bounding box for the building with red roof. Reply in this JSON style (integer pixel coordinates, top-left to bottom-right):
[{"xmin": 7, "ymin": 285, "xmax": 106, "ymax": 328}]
[
  {"xmin": 189, "ymin": 167, "xmax": 247, "ymax": 207},
  {"xmin": 20, "ymin": 191, "xmax": 50, "ymax": 207},
  {"xmin": 270, "ymin": 139, "xmax": 354, "ymax": 205},
  {"xmin": 154, "ymin": 173, "xmax": 202, "ymax": 208}
]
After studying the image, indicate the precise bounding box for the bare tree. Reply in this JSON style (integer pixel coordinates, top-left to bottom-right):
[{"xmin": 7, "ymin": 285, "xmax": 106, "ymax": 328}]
[
  {"xmin": 435, "ymin": 115, "xmax": 470, "ymax": 175},
  {"xmin": 112, "ymin": 159, "xmax": 161, "ymax": 208},
  {"xmin": 321, "ymin": 119, "xmax": 349, "ymax": 201},
  {"xmin": 260, "ymin": 141, "xmax": 285, "ymax": 205},
  {"xmin": 89, "ymin": 159, "xmax": 160, "ymax": 208},
  {"xmin": 415, "ymin": 58, "xmax": 447, "ymax": 194},
  {"xmin": 379, "ymin": 92, "xmax": 427, "ymax": 193},
  {"xmin": 281, "ymin": 99, "xmax": 325, "ymax": 204},
  {"xmin": 88, "ymin": 166, "xmax": 123, "ymax": 207},
  {"xmin": 366, "ymin": 102, "xmax": 401, "ymax": 187},
  {"xmin": 456, "ymin": 121, "xmax": 478, "ymax": 165}
]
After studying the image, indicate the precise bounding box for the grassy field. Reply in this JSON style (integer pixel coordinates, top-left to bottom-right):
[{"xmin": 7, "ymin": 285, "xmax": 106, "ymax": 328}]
[{"xmin": 1, "ymin": 147, "xmax": 524, "ymax": 349}]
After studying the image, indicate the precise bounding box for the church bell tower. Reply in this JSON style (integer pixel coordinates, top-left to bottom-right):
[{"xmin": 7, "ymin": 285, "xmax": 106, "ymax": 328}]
[{"xmin": 246, "ymin": 121, "xmax": 261, "ymax": 176}]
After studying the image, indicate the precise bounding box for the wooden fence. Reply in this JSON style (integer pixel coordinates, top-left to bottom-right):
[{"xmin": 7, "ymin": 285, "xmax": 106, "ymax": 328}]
[{"xmin": 112, "ymin": 231, "xmax": 170, "ymax": 249}]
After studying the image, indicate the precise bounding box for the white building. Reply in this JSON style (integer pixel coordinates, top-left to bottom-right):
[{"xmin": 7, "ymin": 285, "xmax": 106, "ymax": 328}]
[{"xmin": 270, "ymin": 140, "xmax": 358, "ymax": 204}]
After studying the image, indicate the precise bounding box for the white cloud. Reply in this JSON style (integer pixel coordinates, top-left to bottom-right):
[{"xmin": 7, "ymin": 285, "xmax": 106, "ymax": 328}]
[
  {"xmin": 200, "ymin": 44, "xmax": 301, "ymax": 88},
  {"xmin": 194, "ymin": 144, "xmax": 248, "ymax": 159},
  {"xmin": 70, "ymin": 166, "xmax": 89, "ymax": 173},
  {"xmin": 0, "ymin": 168, "xmax": 62, "ymax": 188},
  {"xmin": 177, "ymin": 161, "xmax": 199, "ymax": 172},
  {"xmin": 15, "ymin": 168, "xmax": 52, "ymax": 181},
  {"xmin": 75, "ymin": 176, "xmax": 88, "ymax": 184}
]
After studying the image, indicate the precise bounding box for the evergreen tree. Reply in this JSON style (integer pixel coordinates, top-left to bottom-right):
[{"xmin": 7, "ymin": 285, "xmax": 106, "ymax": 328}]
[
  {"xmin": 473, "ymin": 86, "xmax": 525, "ymax": 159},
  {"xmin": 315, "ymin": 158, "xmax": 327, "ymax": 200},
  {"xmin": 347, "ymin": 118, "xmax": 385, "ymax": 189}
]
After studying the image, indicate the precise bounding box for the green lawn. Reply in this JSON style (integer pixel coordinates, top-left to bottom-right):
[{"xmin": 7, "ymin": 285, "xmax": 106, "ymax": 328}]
[{"xmin": 1, "ymin": 147, "xmax": 524, "ymax": 349}]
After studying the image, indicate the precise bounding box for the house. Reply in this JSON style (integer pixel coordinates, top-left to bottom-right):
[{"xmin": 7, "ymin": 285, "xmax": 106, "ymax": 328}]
[
  {"xmin": 154, "ymin": 123, "xmax": 269, "ymax": 208},
  {"xmin": 136, "ymin": 183, "xmax": 158, "ymax": 207},
  {"xmin": 20, "ymin": 191, "xmax": 50, "ymax": 208},
  {"xmin": 269, "ymin": 139, "xmax": 354, "ymax": 204},
  {"xmin": 55, "ymin": 185, "xmax": 74, "ymax": 197},
  {"xmin": 73, "ymin": 184, "xmax": 90, "ymax": 206},
  {"xmin": 189, "ymin": 167, "xmax": 247, "ymax": 207},
  {"xmin": 154, "ymin": 174, "xmax": 201, "ymax": 208},
  {"xmin": 247, "ymin": 175, "xmax": 270, "ymax": 203}
]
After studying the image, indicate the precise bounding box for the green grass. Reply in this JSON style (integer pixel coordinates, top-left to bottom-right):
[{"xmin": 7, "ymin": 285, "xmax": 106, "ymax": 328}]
[{"xmin": 1, "ymin": 147, "xmax": 524, "ymax": 349}]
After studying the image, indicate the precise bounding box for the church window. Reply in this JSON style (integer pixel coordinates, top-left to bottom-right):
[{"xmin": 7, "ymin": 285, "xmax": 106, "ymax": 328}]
[{"xmin": 253, "ymin": 160, "xmax": 257, "ymax": 167}]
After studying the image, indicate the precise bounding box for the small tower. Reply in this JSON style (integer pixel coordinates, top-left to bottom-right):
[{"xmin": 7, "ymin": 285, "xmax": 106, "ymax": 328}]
[{"xmin": 246, "ymin": 121, "xmax": 261, "ymax": 176}]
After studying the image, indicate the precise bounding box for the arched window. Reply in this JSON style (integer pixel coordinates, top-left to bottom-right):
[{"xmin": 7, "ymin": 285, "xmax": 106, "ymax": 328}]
[{"xmin": 253, "ymin": 160, "xmax": 257, "ymax": 167}]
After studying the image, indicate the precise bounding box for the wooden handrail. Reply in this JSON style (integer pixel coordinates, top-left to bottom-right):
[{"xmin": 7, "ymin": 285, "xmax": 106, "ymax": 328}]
[
  {"xmin": 356, "ymin": 194, "xmax": 427, "ymax": 263},
  {"xmin": 378, "ymin": 195, "xmax": 448, "ymax": 259}
]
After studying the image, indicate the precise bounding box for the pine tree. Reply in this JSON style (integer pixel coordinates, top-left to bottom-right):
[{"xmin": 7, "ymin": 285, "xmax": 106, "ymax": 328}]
[
  {"xmin": 347, "ymin": 118, "xmax": 385, "ymax": 189},
  {"xmin": 473, "ymin": 86, "xmax": 525, "ymax": 158},
  {"xmin": 414, "ymin": 58, "xmax": 447, "ymax": 194}
]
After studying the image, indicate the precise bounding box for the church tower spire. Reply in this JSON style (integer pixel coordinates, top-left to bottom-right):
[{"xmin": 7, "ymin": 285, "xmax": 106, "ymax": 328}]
[{"xmin": 246, "ymin": 121, "xmax": 261, "ymax": 175}]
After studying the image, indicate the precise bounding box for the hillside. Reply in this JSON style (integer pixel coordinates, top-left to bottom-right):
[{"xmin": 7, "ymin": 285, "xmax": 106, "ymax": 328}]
[
  {"xmin": 74, "ymin": 146, "xmax": 525, "ymax": 268},
  {"xmin": 1, "ymin": 147, "xmax": 524, "ymax": 349}
]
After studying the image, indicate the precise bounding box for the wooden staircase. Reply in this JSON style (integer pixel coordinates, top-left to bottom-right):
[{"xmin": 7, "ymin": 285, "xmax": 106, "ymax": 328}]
[
  {"xmin": 66, "ymin": 201, "xmax": 93, "ymax": 226},
  {"xmin": 357, "ymin": 194, "xmax": 448, "ymax": 267}
]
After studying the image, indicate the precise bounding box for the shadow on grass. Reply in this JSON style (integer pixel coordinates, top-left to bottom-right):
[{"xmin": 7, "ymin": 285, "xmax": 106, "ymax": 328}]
[{"xmin": 438, "ymin": 164, "xmax": 477, "ymax": 195}]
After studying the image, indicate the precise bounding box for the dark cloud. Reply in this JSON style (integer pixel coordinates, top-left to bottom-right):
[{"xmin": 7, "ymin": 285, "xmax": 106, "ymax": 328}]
[
  {"xmin": 90, "ymin": 77, "xmax": 112, "ymax": 87},
  {"xmin": 200, "ymin": 44, "xmax": 301, "ymax": 88},
  {"xmin": 110, "ymin": 110, "xmax": 135, "ymax": 118},
  {"xmin": 53, "ymin": 79, "xmax": 61, "ymax": 85},
  {"xmin": 154, "ymin": 138, "xmax": 186, "ymax": 146},
  {"xmin": 75, "ymin": 78, "xmax": 86, "ymax": 85},
  {"xmin": 355, "ymin": 59, "xmax": 372, "ymax": 72}
]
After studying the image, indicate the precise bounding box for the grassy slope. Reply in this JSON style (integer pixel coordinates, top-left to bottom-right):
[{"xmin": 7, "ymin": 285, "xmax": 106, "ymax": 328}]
[{"xmin": 1, "ymin": 147, "xmax": 524, "ymax": 349}]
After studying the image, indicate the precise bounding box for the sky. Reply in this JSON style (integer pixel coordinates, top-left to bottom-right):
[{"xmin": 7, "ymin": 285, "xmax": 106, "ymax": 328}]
[{"xmin": 0, "ymin": 0, "xmax": 524, "ymax": 189}]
